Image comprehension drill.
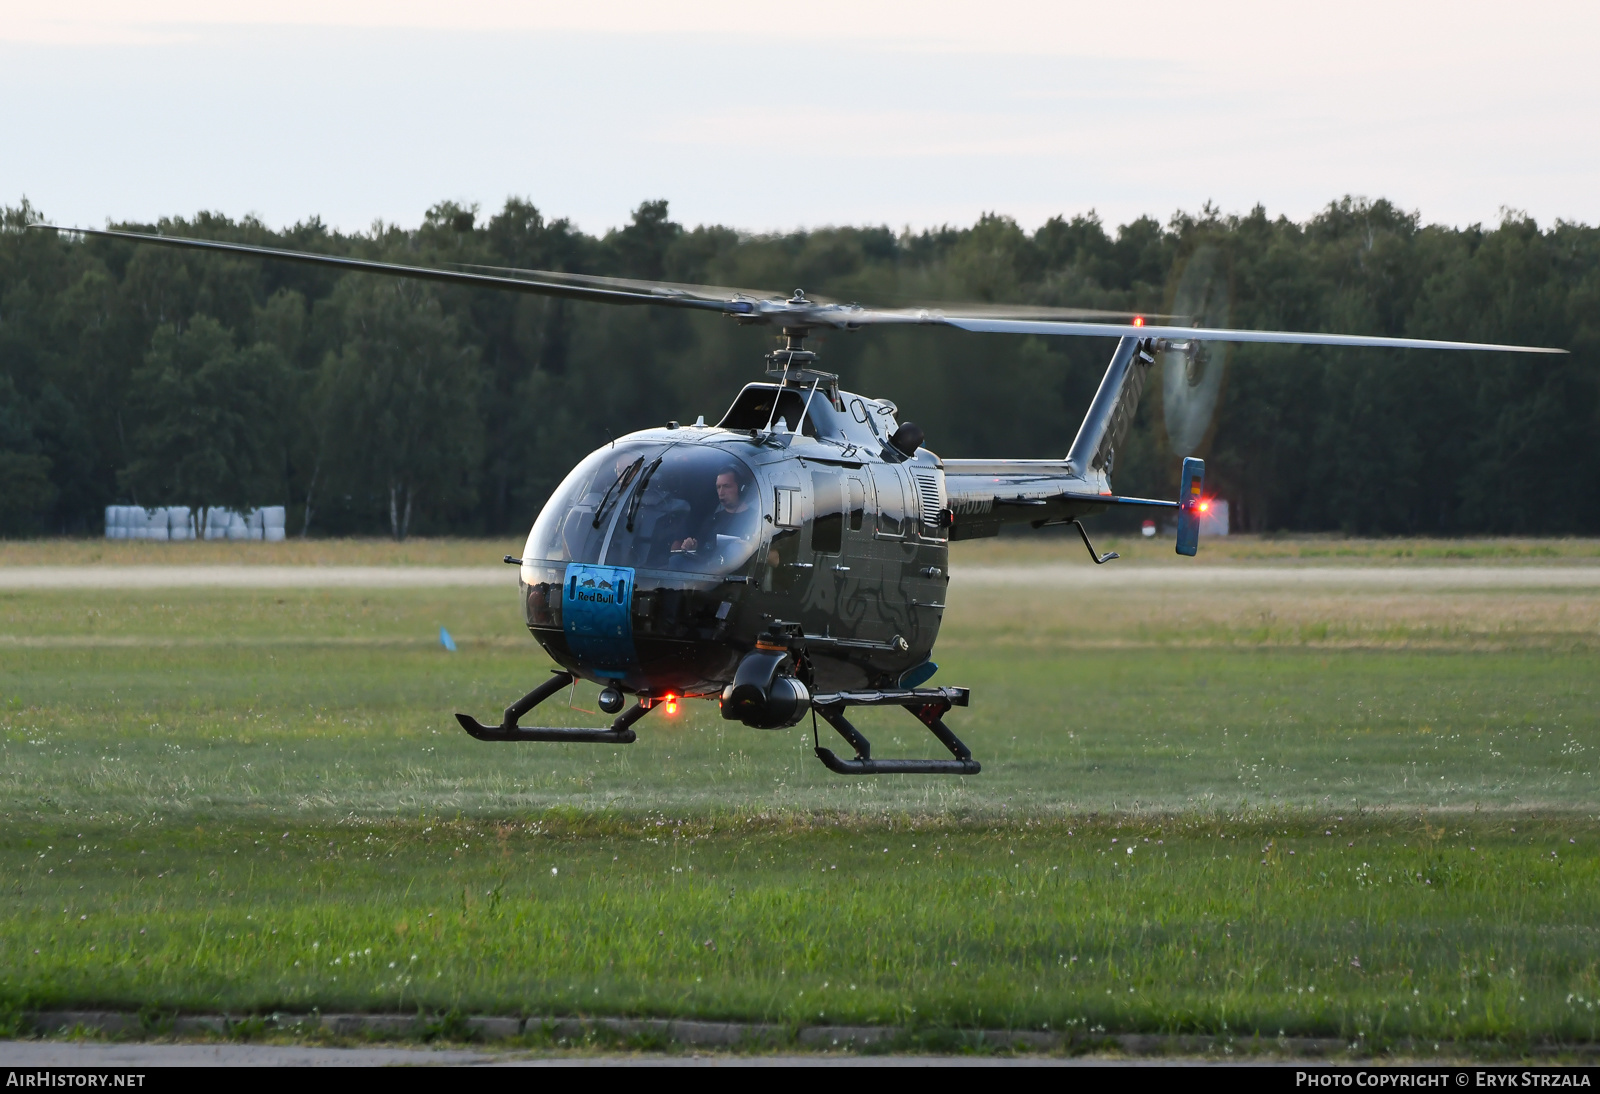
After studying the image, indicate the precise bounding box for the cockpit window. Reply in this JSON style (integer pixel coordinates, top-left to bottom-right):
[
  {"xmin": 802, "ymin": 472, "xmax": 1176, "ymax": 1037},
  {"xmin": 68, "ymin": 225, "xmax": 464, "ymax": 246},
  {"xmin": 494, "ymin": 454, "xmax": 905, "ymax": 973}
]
[
  {"xmin": 716, "ymin": 384, "xmax": 820, "ymax": 436},
  {"xmin": 524, "ymin": 442, "xmax": 761, "ymax": 576},
  {"xmin": 525, "ymin": 443, "xmax": 663, "ymax": 566}
]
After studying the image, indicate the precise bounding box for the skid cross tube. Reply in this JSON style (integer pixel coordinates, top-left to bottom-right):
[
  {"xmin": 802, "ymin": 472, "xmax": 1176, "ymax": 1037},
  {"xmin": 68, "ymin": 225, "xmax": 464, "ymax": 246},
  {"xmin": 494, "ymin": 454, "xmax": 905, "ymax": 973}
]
[
  {"xmin": 811, "ymin": 686, "xmax": 980, "ymax": 775},
  {"xmin": 455, "ymin": 670, "xmax": 648, "ymax": 743}
]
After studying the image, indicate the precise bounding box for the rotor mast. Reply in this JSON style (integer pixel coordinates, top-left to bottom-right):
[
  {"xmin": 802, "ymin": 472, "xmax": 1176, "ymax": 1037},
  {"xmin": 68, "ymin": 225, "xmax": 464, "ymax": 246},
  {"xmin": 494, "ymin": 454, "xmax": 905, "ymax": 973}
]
[{"xmin": 763, "ymin": 292, "xmax": 839, "ymax": 400}]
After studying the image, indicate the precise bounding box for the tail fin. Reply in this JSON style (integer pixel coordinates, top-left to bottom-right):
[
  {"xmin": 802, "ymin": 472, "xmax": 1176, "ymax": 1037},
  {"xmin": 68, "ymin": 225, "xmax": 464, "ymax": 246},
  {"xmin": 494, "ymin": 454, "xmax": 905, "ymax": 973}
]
[{"xmin": 1064, "ymin": 337, "xmax": 1156, "ymax": 489}]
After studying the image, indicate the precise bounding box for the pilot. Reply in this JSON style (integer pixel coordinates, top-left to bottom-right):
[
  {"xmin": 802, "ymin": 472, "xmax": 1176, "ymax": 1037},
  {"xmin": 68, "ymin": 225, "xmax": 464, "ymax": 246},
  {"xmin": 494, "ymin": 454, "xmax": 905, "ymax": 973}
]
[{"xmin": 674, "ymin": 465, "xmax": 755, "ymax": 554}]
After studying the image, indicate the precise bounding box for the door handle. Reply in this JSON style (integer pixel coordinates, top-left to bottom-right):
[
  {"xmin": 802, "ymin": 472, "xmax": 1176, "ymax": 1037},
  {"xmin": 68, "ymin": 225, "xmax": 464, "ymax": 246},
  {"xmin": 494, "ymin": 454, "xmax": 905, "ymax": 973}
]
[{"xmin": 832, "ymin": 565, "xmax": 851, "ymax": 573}]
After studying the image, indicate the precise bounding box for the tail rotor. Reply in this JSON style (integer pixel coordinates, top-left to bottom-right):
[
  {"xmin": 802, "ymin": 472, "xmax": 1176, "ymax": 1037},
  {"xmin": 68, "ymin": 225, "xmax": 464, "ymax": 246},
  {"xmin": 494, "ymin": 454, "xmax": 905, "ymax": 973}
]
[{"xmin": 1160, "ymin": 244, "xmax": 1234, "ymax": 457}]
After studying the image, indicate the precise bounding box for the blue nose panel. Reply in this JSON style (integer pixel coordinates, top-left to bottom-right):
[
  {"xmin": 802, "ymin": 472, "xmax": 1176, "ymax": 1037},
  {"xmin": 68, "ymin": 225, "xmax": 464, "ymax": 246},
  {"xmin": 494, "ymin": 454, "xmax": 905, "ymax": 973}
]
[{"xmin": 562, "ymin": 563, "xmax": 636, "ymax": 678}]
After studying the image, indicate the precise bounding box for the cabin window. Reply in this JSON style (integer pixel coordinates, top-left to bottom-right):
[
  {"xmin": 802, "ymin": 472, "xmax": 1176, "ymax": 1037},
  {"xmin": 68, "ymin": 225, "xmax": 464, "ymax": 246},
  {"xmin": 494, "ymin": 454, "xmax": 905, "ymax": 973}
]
[
  {"xmin": 811, "ymin": 471, "xmax": 843, "ymax": 555},
  {"xmin": 847, "ymin": 477, "xmax": 866, "ymax": 531},
  {"xmin": 763, "ymin": 528, "xmax": 801, "ymax": 593}
]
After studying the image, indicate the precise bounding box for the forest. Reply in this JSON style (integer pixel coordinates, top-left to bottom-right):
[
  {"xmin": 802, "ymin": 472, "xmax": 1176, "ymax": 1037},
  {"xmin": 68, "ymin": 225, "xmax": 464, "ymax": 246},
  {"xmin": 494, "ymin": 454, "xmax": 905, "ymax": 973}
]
[{"xmin": 1, "ymin": 196, "xmax": 1595, "ymax": 539}]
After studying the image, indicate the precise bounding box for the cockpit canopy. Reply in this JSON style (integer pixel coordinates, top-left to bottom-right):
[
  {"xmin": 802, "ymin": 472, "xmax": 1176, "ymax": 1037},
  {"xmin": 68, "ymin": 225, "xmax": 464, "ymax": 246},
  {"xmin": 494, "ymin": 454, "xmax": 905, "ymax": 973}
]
[{"xmin": 525, "ymin": 441, "xmax": 762, "ymax": 576}]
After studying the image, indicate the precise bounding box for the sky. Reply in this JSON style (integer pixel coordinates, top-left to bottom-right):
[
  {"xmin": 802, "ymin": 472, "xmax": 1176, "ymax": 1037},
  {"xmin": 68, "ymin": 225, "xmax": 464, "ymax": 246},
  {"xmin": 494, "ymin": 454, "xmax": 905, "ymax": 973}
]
[{"xmin": 4, "ymin": 1, "xmax": 1598, "ymax": 237}]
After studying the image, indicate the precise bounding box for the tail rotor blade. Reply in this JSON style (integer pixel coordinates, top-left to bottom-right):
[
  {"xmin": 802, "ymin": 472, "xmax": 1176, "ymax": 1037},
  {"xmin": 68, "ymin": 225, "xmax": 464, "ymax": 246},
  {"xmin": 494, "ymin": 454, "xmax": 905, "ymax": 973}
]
[{"xmin": 1161, "ymin": 245, "xmax": 1232, "ymax": 457}]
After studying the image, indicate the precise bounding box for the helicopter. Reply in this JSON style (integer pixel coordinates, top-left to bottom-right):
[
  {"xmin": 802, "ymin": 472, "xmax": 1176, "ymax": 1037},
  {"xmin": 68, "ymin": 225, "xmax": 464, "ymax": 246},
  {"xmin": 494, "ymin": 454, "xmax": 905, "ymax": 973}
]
[{"xmin": 32, "ymin": 224, "xmax": 1566, "ymax": 776}]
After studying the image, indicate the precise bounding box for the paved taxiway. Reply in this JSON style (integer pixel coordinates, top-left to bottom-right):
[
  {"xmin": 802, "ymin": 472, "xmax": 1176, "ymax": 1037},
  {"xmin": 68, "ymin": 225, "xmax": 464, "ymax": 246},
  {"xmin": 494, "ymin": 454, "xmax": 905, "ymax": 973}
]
[
  {"xmin": 2, "ymin": 564, "xmax": 1598, "ymax": 590},
  {"xmin": 0, "ymin": 1041, "xmax": 1228, "ymax": 1066}
]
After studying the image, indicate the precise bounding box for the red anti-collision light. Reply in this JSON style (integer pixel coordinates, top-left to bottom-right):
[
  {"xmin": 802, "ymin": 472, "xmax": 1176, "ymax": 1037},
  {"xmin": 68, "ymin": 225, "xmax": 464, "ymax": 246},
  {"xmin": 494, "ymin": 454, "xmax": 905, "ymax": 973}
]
[
  {"xmin": 1133, "ymin": 316, "xmax": 1144, "ymax": 327},
  {"xmin": 665, "ymin": 694, "xmax": 678, "ymax": 715}
]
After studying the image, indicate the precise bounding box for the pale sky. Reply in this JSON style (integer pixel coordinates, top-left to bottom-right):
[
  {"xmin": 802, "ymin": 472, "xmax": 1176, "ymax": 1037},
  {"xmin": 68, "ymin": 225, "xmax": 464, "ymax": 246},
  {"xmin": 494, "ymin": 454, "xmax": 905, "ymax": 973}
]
[{"xmin": 4, "ymin": 1, "xmax": 1597, "ymax": 236}]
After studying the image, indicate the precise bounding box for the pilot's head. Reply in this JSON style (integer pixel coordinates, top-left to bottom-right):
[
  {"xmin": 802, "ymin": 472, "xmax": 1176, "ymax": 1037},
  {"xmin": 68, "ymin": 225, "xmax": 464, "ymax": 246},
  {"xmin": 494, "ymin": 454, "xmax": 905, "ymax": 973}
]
[{"xmin": 716, "ymin": 467, "xmax": 745, "ymax": 510}]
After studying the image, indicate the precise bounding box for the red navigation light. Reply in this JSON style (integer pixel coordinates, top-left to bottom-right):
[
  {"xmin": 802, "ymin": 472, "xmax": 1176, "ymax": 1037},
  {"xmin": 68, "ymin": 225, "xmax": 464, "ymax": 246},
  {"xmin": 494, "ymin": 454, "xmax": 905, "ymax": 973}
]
[
  {"xmin": 1133, "ymin": 316, "xmax": 1145, "ymax": 327},
  {"xmin": 1198, "ymin": 499, "xmax": 1211, "ymax": 514},
  {"xmin": 665, "ymin": 694, "xmax": 678, "ymax": 715}
]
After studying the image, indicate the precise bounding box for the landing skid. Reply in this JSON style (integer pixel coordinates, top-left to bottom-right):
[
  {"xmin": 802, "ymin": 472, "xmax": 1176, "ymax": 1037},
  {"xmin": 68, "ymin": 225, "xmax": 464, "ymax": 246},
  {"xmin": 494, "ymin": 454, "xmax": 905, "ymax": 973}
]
[
  {"xmin": 455, "ymin": 673, "xmax": 978, "ymax": 772},
  {"xmin": 810, "ymin": 686, "xmax": 980, "ymax": 775},
  {"xmin": 454, "ymin": 670, "xmax": 648, "ymax": 743}
]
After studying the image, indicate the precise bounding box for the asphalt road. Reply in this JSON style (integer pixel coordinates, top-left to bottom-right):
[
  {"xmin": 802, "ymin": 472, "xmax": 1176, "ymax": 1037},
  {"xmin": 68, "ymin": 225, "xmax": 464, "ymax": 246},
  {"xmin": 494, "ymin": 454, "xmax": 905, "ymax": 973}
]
[
  {"xmin": 0, "ymin": 1041, "xmax": 1208, "ymax": 1066},
  {"xmin": 1, "ymin": 564, "xmax": 1598, "ymax": 590}
]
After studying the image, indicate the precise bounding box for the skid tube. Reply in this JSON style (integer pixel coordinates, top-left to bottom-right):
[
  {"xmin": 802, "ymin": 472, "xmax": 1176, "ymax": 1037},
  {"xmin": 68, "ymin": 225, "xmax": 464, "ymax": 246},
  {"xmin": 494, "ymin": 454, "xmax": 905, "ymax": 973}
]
[
  {"xmin": 455, "ymin": 670, "xmax": 649, "ymax": 743},
  {"xmin": 811, "ymin": 686, "xmax": 980, "ymax": 775}
]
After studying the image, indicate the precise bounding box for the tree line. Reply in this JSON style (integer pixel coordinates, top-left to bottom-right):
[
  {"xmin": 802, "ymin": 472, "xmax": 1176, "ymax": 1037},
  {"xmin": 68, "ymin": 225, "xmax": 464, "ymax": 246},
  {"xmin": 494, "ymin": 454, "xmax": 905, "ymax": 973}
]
[{"xmin": 1, "ymin": 196, "xmax": 1595, "ymax": 539}]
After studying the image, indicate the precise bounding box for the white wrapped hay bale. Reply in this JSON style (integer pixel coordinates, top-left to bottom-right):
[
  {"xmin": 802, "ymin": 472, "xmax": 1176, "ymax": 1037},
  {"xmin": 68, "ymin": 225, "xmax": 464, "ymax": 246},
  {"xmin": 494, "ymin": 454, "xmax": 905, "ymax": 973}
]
[
  {"xmin": 127, "ymin": 507, "xmax": 148, "ymax": 540},
  {"xmin": 204, "ymin": 507, "xmax": 231, "ymax": 540},
  {"xmin": 146, "ymin": 507, "xmax": 170, "ymax": 541},
  {"xmin": 104, "ymin": 506, "xmax": 120, "ymax": 539},
  {"xmin": 226, "ymin": 511, "xmax": 249, "ymax": 540},
  {"xmin": 246, "ymin": 508, "xmax": 265, "ymax": 541},
  {"xmin": 262, "ymin": 505, "xmax": 287, "ymax": 542},
  {"xmin": 167, "ymin": 506, "xmax": 193, "ymax": 541}
]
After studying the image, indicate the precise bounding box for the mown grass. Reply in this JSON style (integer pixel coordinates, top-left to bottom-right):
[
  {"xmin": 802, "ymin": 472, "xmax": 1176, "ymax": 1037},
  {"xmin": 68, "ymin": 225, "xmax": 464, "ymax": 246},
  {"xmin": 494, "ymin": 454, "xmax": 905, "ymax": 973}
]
[
  {"xmin": 0, "ymin": 565, "xmax": 1597, "ymax": 1042},
  {"xmin": 3, "ymin": 814, "xmax": 1597, "ymax": 1044},
  {"xmin": 3, "ymin": 582, "xmax": 1594, "ymax": 816}
]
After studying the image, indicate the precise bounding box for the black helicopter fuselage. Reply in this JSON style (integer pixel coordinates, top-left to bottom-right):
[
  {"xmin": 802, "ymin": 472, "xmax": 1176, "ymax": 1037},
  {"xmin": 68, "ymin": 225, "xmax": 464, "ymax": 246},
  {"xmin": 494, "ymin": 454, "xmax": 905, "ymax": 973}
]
[{"xmin": 517, "ymin": 381, "xmax": 955, "ymax": 699}]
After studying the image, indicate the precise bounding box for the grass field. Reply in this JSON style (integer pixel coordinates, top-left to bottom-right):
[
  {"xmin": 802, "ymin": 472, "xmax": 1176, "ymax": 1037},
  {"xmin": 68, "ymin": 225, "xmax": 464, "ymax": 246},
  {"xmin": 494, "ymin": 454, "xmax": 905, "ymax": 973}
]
[{"xmin": 1, "ymin": 540, "xmax": 1598, "ymax": 1048}]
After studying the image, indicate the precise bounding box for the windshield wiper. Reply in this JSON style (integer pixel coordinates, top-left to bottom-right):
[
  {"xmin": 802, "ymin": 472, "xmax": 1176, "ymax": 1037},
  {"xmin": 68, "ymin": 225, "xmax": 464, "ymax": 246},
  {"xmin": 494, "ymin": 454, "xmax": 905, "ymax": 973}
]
[
  {"xmin": 591, "ymin": 456, "xmax": 643, "ymax": 529},
  {"xmin": 625, "ymin": 457, "xmax": 664, "ymax": 532}
]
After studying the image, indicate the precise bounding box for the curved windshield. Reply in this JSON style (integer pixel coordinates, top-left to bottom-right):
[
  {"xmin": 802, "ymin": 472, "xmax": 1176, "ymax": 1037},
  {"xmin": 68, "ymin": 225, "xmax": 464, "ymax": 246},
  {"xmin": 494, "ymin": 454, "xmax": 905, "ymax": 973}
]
[{"xmin": 525, "ymin": 441, "xmax": 761, "ymax": 576}]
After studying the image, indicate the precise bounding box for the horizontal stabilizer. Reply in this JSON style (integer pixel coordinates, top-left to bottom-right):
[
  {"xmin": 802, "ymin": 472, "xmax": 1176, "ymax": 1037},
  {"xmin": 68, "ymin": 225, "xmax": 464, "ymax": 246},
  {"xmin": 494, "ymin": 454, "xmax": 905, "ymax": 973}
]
[{"xmin": 1053, "ymin": 493, "xmax": 1178, "ymax": 509}]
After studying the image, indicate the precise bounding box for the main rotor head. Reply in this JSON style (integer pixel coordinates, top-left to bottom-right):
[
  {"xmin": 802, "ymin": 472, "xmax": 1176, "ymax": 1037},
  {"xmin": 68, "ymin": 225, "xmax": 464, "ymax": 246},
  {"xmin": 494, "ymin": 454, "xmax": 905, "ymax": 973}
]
[{"xmin": 765, "ymin": 324, "xmax": 839, "ymax": 401}]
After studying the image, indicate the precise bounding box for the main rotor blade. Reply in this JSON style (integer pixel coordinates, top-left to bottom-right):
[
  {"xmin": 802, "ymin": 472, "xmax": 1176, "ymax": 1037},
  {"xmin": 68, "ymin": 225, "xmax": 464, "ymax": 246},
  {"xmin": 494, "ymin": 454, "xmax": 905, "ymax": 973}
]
[
  {"xmin": 451, "ymin": 264, "xmax": 1161, "ymax": 324},
  {"xmin": 28, "ymin": 225, "xmax": 741, "ymax": 315},
  {"xmin": 940, "ymin": 316, "xmax": 1569, "ymax": 354},
  {"xmin": 28, "ymin": 225, "xmax": 1570, "ymax": 353},
  {"xmin": 449, "ymin": 261, "xmax": 781, "ymax": 305},
  {"xmin": 827, "ymin": 304, "xmax": 1173, "ymax": 326}
]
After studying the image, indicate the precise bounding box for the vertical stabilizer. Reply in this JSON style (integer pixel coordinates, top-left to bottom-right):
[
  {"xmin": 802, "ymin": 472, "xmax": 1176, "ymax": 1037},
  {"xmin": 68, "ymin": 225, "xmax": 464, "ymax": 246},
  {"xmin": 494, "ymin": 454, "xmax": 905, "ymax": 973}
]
[{"xmin": 1064, "ymin": 336, "xmax": 1156, "ymax": 489}]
